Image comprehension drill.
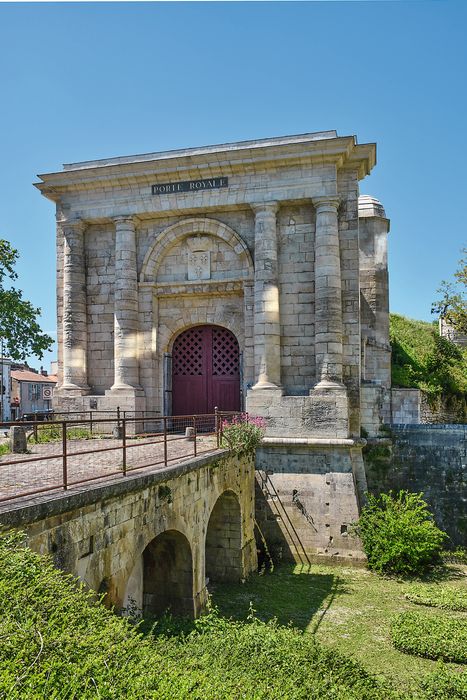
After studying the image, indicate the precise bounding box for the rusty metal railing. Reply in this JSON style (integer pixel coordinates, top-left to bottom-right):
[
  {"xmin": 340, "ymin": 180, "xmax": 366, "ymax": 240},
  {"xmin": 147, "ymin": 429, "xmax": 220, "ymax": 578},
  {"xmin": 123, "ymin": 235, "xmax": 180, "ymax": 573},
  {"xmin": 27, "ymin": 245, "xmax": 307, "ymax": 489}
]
[{"xmin": 0, "ymin": 409, "xmax": 243, "ymax": 505}]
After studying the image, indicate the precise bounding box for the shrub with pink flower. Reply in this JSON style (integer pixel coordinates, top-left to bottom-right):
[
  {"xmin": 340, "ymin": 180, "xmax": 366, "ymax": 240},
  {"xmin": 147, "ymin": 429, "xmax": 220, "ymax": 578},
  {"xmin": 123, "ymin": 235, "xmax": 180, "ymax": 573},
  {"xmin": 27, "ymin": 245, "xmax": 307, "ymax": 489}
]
[{"xmin": 220, "ymin": 413, "xmax": 266, "ymax": 456}]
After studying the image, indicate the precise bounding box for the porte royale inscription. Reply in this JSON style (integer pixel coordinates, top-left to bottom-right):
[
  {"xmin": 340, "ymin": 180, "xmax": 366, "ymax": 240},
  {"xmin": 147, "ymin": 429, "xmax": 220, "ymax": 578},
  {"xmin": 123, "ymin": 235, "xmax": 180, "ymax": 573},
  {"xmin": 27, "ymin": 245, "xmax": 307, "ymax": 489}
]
[{"xmin": 152, "ymin": 177, "xmax": 228, "ymax": 195}]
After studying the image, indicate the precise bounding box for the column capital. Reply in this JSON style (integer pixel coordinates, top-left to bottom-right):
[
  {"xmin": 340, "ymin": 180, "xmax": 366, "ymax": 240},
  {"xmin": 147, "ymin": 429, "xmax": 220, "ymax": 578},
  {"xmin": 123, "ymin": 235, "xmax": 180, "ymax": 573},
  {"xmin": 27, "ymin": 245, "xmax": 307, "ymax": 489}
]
[
  {"xmin": 312, "ymin": 195, "xmax": 340, "ymax": 213},
  {"xmin": 113, "ymin": 214, "xmax": 138, "ymax": 227},
  {"xmin": 60, "ymin": 218, "xmax": 87, "ymax": 234},
  {"xmin": 250, "ymin": 201, "xmax": 279, "ymax": 216}
]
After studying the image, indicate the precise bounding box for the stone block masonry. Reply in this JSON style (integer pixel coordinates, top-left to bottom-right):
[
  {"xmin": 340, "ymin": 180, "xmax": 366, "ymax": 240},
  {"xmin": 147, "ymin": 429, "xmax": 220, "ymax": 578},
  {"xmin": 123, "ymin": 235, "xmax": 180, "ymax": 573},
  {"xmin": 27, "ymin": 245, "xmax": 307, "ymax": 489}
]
[
  {"xmin": 0, "ymin": 451, "xmax": 257, "ymax": 618},
  {"xmin": 364, "ymin": 425, "xmax": 467, "ymax": 546},
  {"xmin": 35, "ymin": 130, "xmax": 391, "ymax": 564}
]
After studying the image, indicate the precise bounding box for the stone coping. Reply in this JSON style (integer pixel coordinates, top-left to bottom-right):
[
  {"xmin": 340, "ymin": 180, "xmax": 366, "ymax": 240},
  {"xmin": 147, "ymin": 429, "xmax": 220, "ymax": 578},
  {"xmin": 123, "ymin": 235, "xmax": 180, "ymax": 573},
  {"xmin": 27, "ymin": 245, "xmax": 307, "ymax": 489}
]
[
  {"xmin": 261, "ymin": 437, "xmax": 367, "ymax": 447},
  {"xmin": 0, "ymin": 449, "xmax": 230, "ymax": 529},
  {"xmin": 61, "ymin": 131, "xmax": 338, "ymax": 171},
  {"xmin": 390, "ymin": 423, "xmax": 467, "ymax": 431}
]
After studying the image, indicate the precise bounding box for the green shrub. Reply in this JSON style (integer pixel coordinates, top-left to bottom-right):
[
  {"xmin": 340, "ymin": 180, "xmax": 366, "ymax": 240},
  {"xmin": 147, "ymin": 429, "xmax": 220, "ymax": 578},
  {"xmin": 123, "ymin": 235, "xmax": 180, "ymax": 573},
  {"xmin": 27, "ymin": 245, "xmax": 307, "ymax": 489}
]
[
  {"xmin": 0, "ymin": 533, "xmax": 397, "ymax": 700},
  {"xmin": 405, "ymin": 583, "xmax": 467, "ymax": 612},
  {"xmin": 354, "ymin": 491, "xmax": 447, "ymax": 575},
  {"xmin": 391, "ymin": 610, "xmax": 467, "ymax": 663},
  {"xmin": 420, "ymin": 665, "xmax": 467, "ymax": 699},
  {"xmin": 0, "ymin": 442, "xmax": 10, "ymax": 456}
]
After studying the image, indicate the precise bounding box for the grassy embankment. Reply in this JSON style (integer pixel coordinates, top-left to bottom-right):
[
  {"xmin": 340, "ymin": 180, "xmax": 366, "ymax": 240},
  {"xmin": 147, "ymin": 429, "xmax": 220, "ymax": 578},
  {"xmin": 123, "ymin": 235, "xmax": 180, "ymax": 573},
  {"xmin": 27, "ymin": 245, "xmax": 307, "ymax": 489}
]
[
  {"xmin": 1, "ymin": 534, "xmax": 466, "ymax": 699},
  {"xmin": 390, "ymin": 314, "xmax": 467, "ymax": 416}
]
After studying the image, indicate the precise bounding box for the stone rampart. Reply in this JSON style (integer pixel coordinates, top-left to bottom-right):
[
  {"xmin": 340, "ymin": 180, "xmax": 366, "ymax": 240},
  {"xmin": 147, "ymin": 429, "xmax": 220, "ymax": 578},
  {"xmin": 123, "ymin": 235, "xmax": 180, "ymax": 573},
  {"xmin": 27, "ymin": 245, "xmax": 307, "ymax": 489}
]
[{"xmin": 363, "ymin": 425, "xmax": 467, "ymax": 546}]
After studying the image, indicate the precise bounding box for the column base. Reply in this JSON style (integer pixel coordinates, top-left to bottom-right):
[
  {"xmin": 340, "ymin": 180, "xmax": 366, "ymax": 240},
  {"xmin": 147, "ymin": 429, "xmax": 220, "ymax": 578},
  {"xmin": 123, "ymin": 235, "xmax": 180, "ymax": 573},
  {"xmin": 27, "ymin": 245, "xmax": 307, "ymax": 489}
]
[
  {"xmin": 108, "ymin": 384, "xmax": 144, "ymax": 395},
  {"xmin": 251, "ymin": 381, "xmax": 283, "ymax": 391},
  {"xmin": 57, "ymin": 383, "xmax": 90, "ymax": 394},
  {"xmin": 313, "ymin": 379, "xmax": 346, "ymax": 391}
]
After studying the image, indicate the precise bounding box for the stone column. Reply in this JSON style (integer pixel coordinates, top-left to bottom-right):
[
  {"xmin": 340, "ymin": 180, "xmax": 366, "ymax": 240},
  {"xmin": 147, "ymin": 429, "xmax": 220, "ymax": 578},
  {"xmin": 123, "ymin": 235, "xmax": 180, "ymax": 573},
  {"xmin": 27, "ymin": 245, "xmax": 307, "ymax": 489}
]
[
  {"xmin": 312, "ymin": 196, "xmax": 344, "ymax": 388},
  {"xmin": 251, "ymin": 202, "xmax": 281, "ymax": 389},
  {"xmin": 61, "ymin": 219, "xmax": 89, "ymax": 392},
  {"xmin": 111, "ymin": 215, "xmax": 141, "ymax": 391}
]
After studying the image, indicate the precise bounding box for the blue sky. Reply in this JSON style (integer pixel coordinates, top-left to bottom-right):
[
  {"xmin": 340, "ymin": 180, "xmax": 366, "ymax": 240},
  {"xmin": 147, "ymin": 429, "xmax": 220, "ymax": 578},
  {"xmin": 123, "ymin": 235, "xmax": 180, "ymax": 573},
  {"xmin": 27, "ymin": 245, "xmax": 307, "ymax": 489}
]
[{"xmin": 0, "ymin": 0, "xmax": 466, "ymax": 367}]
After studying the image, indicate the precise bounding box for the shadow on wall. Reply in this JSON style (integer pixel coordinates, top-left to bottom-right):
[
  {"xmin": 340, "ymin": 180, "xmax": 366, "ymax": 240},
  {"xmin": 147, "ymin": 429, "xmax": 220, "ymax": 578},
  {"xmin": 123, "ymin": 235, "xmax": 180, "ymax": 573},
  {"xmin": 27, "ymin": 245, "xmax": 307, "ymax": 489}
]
[{"xmin": 254, "ymin": 473, "xmax": 311, "ymax": 567}]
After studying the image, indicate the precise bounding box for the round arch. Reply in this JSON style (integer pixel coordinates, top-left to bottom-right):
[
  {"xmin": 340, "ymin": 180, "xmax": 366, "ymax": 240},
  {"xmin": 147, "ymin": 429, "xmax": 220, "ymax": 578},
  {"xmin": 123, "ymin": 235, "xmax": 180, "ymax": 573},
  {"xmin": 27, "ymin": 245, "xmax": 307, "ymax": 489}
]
[
  {"xmin": 172, "ymin": 324, "xmax": 241, "ymax": 416},
  {"xmin": 205, "ymin": 489, "xmax": 243, "ymax": 584},
  {"xmin": 140, "ymin": 217, "xmax": 254, "ymax": 283},
  {"xmin": 125, "ymin": 529, "xmax": 194, "ymax": 618}
]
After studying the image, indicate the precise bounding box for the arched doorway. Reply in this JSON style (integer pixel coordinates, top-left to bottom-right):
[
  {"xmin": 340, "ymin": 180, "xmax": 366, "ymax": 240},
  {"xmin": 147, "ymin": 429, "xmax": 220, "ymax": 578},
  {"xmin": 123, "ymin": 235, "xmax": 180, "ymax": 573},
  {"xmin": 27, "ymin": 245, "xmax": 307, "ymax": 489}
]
[
  {"xmin": 205, "ymin": 490, "xmax": 243, "ymax": 584},
  {"xmin": 172, "ymin": 325, "xmax": 240, "ymax": 415},
  {"xmin": 142, "ymin": 530, "xmax": 194, "ymax": 617}
]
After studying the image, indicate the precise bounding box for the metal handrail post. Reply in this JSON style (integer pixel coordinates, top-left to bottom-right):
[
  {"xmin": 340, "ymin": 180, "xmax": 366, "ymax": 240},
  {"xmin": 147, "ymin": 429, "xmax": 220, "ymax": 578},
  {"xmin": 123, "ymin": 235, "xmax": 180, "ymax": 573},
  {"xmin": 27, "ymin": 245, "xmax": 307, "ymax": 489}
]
[
  {"xmin": 122, "ymin": 418, "xmax": 127, "ymax": 476},
  {"xmin": 163, "ymin": 416, "xmax": 168, "ymax": 466},
  {"xmin": 215, "ymin": 406, "xmax": 219, "ymax": 448},
  {"xmin": 193, "ymin": 416, "xmax": 197, "ymax": 457},
  {"xmin": 62, "ymin": 421, "xmax": 68, "ymax": 490}
]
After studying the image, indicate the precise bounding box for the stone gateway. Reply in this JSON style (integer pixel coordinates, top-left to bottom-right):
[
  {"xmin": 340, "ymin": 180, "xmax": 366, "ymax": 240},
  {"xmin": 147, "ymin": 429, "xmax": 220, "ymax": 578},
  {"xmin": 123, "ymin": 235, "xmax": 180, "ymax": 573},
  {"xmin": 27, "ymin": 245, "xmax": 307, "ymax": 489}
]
[{"xmin": 36, "ymin": 131, "xmax": 391, "ymax": 563}]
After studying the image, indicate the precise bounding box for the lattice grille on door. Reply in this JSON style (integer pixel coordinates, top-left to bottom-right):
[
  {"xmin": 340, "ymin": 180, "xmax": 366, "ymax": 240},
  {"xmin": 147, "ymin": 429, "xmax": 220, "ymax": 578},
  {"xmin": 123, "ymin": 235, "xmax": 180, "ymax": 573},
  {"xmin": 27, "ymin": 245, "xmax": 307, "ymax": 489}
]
[
  {"xmin": 172, "ymin": 328, "xmax": 204, "ymax": 375},
  {"xmin": 212, "ymin": 327, "xmax": 239, "ymax": 376}
]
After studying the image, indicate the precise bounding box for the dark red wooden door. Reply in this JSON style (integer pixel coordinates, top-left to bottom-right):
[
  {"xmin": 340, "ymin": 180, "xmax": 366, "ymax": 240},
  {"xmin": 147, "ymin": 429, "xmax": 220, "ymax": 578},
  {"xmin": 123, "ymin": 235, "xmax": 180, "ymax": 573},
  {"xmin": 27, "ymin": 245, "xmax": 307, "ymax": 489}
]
[{"xmin": 172, "ymin": 326, "xmax": 240, "ymax": 416}]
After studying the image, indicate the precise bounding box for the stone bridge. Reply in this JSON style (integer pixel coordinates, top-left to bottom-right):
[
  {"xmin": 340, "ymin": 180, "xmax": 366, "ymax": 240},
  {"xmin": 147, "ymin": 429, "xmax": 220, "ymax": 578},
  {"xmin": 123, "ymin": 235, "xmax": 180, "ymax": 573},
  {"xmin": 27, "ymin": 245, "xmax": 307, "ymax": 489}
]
[{"xmin": 0, "ymin": 450, "xmax": 257, "ymax": 617}]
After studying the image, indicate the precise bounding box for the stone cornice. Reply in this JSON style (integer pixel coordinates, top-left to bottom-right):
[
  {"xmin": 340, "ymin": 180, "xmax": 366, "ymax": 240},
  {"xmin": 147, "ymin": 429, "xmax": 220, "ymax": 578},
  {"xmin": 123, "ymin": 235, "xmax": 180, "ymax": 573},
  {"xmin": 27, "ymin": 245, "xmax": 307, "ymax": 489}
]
[{"xmin": 35, "ymin": 133, "xmax": 376, "ymax": 202}]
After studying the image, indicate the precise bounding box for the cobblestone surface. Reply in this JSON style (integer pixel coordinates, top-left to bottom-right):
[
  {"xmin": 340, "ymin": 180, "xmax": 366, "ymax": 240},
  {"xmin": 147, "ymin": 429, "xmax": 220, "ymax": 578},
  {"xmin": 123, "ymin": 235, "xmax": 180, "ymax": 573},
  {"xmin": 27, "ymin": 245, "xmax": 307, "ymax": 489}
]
[{"xmin": 0, "ymin": 434, "xmax": 218, "ymax": 504}]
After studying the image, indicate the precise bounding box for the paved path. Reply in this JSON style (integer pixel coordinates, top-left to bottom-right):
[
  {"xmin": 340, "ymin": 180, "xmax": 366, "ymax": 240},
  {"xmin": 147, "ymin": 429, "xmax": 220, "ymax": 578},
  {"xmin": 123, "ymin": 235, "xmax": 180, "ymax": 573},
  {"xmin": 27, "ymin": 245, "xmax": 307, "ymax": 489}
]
[{"xmin": 0, "ymin": 433, "xmax": 218, "ymax": 505}]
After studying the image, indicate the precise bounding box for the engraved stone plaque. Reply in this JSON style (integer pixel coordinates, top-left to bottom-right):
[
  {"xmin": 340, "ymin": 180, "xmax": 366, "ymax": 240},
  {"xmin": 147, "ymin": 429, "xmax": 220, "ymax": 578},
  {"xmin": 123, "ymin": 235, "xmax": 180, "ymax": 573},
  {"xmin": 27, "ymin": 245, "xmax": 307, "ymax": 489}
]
[{"xmin": 188, "ymin": 251, "xmax": 211, "ymax": 280}]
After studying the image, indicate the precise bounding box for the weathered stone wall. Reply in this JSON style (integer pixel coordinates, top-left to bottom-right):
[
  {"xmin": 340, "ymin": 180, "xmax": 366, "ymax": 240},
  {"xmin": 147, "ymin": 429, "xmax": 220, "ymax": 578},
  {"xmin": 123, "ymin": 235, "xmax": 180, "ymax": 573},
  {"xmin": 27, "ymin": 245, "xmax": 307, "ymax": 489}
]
[
  {"xmin": 0, "ymin": 451, "xmax": 257, "ymax": 617},
  {"xmin": 420, "ymin": 392, "xmax": 467, "ymax": 424},
  {"xmin": 255, "ymin": 442, "xmax": 366, "ymax": 565},
  {"xmin": 381, "ymin": 389, "xmax": 467, "ymax": 426},
  {"xmin": 389, "ymin": 388, "xmax": 421, "ymax": 424},
  {"xmin": 363, "ymin": 425, "xmax": 467, "ymax": 546},
  {"xmin": 277, "ymin": 203, "xmax": 316, "ymax": 395},
  {"xmin": 86, "ymin": 224, "xmax": 115, "ymax": 394}
]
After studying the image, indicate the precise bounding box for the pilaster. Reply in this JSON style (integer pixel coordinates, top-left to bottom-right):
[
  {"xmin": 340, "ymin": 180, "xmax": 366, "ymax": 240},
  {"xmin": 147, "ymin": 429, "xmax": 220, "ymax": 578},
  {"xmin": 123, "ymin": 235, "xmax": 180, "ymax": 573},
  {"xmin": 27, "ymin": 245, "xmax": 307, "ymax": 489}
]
[
  {"xmin": 109, "ymin": 215, "xmax": 143, "ymax": 395},
  {"xmin": 250, "ymin": 201, "xmax": 282, "ymax": 390},
  {"xmin": 312, "ymin": 196, "xmax": 344, "ymax": 389},
  {"xmin": 60, "ymin": 219, "xmax": 89, "ymax": 393}
]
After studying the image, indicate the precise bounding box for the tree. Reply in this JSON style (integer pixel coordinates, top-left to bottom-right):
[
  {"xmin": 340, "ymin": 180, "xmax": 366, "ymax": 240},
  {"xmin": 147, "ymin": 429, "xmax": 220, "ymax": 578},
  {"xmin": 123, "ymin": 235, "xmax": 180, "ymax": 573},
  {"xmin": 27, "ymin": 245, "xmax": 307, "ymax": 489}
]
[
  {"xmin": 0, "ymin": 239, "xmax": 54, "ymax": 361},
  {"xmin": 432, "ymin": 248, "xmax": 467, "ymax": 334}
]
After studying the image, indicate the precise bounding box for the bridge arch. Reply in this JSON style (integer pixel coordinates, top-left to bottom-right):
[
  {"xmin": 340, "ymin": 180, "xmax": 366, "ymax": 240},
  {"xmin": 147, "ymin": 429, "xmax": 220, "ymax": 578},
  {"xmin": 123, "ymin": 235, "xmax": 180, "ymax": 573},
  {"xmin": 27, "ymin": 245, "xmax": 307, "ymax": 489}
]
[
  {"xmin": 205, "ymin": 489, "xmax": 243, "ymax": 584},
  {"xmin": 142, "ymin": 529, "xmax": 194, "ymax": 617},
  {"xmin": 124, "ymin": 527, "xmax": 195, "ymax": 619}
]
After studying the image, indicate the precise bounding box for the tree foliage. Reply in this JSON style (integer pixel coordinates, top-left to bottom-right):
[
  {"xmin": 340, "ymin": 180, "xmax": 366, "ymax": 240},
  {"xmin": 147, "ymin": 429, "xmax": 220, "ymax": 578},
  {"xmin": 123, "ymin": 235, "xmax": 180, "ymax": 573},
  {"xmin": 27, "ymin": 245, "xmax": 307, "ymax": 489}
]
[
  {"xmin": 432, "ymin": 248, "xmax": 467, "ymax": 334},
  {"xmin": 0, "ymin": 239, "xmax": 54, "ymax": 360}
]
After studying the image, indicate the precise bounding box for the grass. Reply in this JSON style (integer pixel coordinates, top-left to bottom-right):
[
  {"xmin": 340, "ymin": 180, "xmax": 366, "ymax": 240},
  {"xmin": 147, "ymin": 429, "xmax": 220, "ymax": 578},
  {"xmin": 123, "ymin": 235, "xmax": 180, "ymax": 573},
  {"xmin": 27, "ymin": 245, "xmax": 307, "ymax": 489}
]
[
  {"xmin": 30, "ymin": 426, "xmax": 94, "ymax": 443},
  {"xmin": 211, "ymin": 562, "xmax": 467, "ymax": 693},
  {"xmin": 405, "ymin": 583, "xmax": 467, "ymax": 611},
  {"xmin": 0, "ymin": 535, "xmax": 397, "ymax": 700},
  {"xmin": 390, "ymin": 313, "xmax": 467, "ymax": 399}
]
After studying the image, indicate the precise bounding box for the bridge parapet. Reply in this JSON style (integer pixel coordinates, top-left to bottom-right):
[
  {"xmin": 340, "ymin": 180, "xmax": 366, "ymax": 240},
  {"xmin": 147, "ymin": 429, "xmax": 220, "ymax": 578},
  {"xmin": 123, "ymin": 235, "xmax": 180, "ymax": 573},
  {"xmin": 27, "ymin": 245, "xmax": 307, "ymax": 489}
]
[{"xmin": 0, "ymin": 450, "xmax": 257, "ymax": 618}]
